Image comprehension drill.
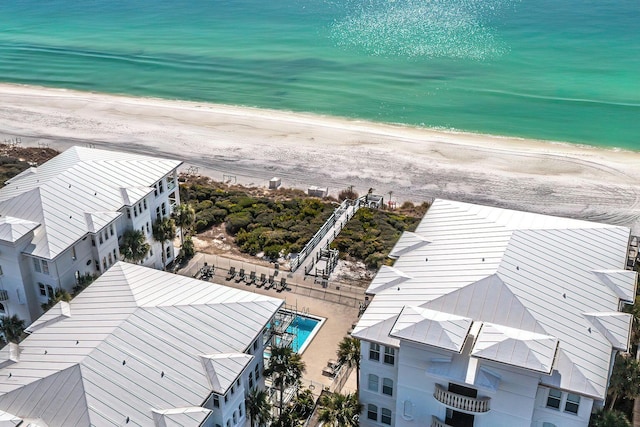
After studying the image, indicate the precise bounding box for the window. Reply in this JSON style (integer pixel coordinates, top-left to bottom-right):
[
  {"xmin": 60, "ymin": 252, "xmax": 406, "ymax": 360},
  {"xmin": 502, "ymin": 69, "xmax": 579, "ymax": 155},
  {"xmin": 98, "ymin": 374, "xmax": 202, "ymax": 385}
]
[
  {"xmin": 565, "ymin": 393, "xmax": 580, "ymax": 414},
  {"xmin": 367, "ymin": 404, "xmax": 378, "ymax": 421},
  {"xmin": 381, "ymin": 408, "xmax": 392, "ymax": 425},
  {"xmin": 143, "ymin": 199, "xmax": 147, "ymax": 210},
  {"xmin": 0, "ymin": 303, "xmax": 4, "ymax": 313},
  {"xmin": 213, "ymin": 395, "xmax": 220, "ymax": 408},
  {"xmin": 156, "ymin": 207, "xmax": 161, "ymax": 220},
  {"xmin": 108, "ymin": 253, "xmax": 113, "ymax": 266},
  {"xmin": 369, "ymin": 343, "xmax": 380, "ymax": 361},
  {"xmin": 224, "ymin": 394, "xmax": 228, "ymax": 403},
  {"xmin": 232, "ymin": 411, "xmax": 237, "ymax": 424},
  {"xmin": 255, "ymin": 364, "xmax": 260, "ymax": 379},
  {"xmin": 154, "ymin": 186, "xmax": 158, "ymax": 197},
  {"xmin": 134, "ymin": 205, "xmax": 138, "ymax": 217},
  {"xmin": 546, "ymin": 389, "xmax": 562, "ymax": 410},
  {"xmin": 367, "ymin": 374, "xmax": 379, "ymax": 392},
  {"xmin": 253, "ymin": 340, "xmax": 258, "ymax": 350},
  {"xmin": 159, "ymin": 181, "xmax": 164, "ymax": 193},
  {"xmin": 110, "ymin": 225, "xmax": 114, "ymax": 236},
  {"xmin": 103, "ymin": 257, "xmax": 107, "ymax": 270},
  {"xmin": 238, "ymin": 403, "xmax": 243, "ymax": 417},
  {"xmin": 249, "ymin": 372, "xmax": 254, "ymax": 389},
  {"xmin": 95, "ymin": 260, "xmax": 100, "ymax": 271},
  {"xmin": 161, "ymin": 202, "xmax": 166, "ymax": 216},
  {"xmin": 236, "ymin": 378, "xmax": 240, "ymax": 387},
  {"xmin": 104, "ymin": 230, "xmax": 108, "ymax": 241},
  {"xmin": 166, "ymin": 245, "xmax": 171, "ymax": 260},
  {"xmin": 92, "ymin": 238, "xmax": 96, "ymax": 247},
  {"xmin": 71, "ymin": 246, "xmax": 77, "ymax": 260},
  {"xmin": 127, "ymin": 209, "xmax": 131, "ymax": 219},
  {"xmin": 226, "ymin": 420, "xmax": 231, "ymax": 427},
  {"xmin": 42, "ymin": 260, "xmax": 49, "ymax": 275},
  {"xmin": 231, "ymin": 385, "xmax": 235, "ymax": 395},
  {"xmin": 33, "ymin": 258, "xmax": 41, "ymax": 273},
  {"xmin": 99, "ymin": 234, "xmax": 103, "ymax": 244},
  {"xmin": 146, "ymin": 222, "xmax": 150, "ymax": 233},
  {"xmin": 113, "ymin": 249, "xmax": 117, "ymax": 259},
  {"xmin": 382, "ymin": 378, "xmax": 393, "ymax": 396},
  {"xmin": 46, "ymin": 285, "xmax": 54, "ymax": 297},
  {"xmin": 38, "ymin": 283, "xmax": 47, "ymax": 296},
  {"xmin": 384, "ymin": 347, "xmax": 395, "ymax": 365}
]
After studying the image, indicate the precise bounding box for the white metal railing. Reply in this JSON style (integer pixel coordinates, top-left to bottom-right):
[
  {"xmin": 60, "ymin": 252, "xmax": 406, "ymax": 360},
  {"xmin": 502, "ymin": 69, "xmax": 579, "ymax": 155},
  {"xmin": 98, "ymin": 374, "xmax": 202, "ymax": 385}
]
[
  {"xmin": 434, "ymin": 384, "xmax": 490, "ymax": 413},
  {"xmin": 431, "ymin": 416, "xmax": 453, "ymax": 427}
]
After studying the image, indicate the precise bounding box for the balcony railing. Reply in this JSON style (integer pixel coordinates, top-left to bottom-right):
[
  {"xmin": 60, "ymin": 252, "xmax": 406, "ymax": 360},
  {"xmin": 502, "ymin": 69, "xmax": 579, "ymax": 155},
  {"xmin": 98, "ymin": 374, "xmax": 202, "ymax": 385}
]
[
  {"xmin": 431, "ymin": 416, "xmax": 453, "ymax": 427},
  {"xmin": 434, "ymin": 384, "xmax": 490, "ymax": 413}
]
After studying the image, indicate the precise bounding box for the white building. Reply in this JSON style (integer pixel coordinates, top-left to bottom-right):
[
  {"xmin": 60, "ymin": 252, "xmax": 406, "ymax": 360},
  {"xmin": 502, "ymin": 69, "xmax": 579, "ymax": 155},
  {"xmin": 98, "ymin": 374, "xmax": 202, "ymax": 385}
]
[
  {"xmin": 0, "ymin": 262, "xmax": 282, "ymax": 427},
  {"xmin": 354, "ymin": 199, "xmax": 636, "ymax": 427},
  {"xmin": 0, "ymin": 146, "xmax": 182, "ymax": 323}
]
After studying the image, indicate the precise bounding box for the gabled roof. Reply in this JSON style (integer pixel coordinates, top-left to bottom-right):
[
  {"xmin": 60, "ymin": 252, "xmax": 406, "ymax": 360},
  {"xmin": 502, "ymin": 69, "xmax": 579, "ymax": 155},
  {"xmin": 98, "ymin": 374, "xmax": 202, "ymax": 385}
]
[
  {"xmin": 471, "ymin": 323, "xmax": 559, "ymax": 374},
  {"xmin": 366, "ymin": 265, "xmax": 413, "ymax": 295},
  {"xmin": 390, "ymin": 306, "xmax": 472, "ymax": 352},
  {"xmin": 0, "ymin": 262, "xmax": 283, "ymax": 426},
  {"xmin": 354, "ymin": 199, "xmax": 636, "ymax": 399},
  {"xmin": 583, "ymin": 312, "xmax": 632, "ymax": 350},
  {"xmin": 151, "ymin": 407, "xmax": 211, "ymax": 427},
  {"xmin": 388, "ymin": 231, "xmax": 430, "ymax": 258},
  {"xmin": 0, "ymin": 216, "xmax": 39, "ymax": 243},
  {"xmin": 200, "ymin": 353, "xmax": 254, "ymax": 394},
  {"xmin": 0, "ymin": 147, "xmax": 182, "ymax": 259}
]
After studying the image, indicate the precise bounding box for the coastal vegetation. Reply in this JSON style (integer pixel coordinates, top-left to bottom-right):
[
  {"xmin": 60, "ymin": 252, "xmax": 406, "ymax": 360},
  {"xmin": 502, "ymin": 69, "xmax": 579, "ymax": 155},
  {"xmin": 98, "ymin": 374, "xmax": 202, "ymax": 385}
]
[
  {"xmin": 0, "ymin": 145, "xmax": 58, "ymax": 187},
  {"xmin": 181, "ymin": 177, "xmax": 335, "ymax": 260},
  {"xmin": 330, "ymin": 203, "xmax": 427, "ymax": 269}
]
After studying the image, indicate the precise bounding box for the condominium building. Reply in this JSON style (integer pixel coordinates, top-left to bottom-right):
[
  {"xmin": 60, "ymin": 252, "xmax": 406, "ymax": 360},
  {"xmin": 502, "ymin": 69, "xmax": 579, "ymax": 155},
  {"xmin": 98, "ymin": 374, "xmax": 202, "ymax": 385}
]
[
  {"xmin": 354, "ymin": 199, "xmax": 636, "ymax": 427},
  {"xmin": 0, "ymin": 262, "xmax": 282, "ymax": 426},
  {"xmin": 0, "ymin": 146, "xmax": 182, "ymax": 323}
]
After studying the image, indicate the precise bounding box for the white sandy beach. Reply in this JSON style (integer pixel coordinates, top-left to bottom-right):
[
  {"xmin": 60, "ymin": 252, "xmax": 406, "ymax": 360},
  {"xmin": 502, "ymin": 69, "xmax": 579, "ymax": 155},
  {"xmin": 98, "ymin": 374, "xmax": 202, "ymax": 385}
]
[{"xmin": 1, "ymin": 83, "xmax": 639, "ymax": 233}]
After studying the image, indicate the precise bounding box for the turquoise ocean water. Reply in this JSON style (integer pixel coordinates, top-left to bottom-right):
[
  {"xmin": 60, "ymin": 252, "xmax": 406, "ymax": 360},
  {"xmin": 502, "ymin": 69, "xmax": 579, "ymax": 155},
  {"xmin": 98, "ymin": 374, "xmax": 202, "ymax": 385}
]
[{"xmin": 0, "ymin": 0, "xmax": 638, "ymax": 149}]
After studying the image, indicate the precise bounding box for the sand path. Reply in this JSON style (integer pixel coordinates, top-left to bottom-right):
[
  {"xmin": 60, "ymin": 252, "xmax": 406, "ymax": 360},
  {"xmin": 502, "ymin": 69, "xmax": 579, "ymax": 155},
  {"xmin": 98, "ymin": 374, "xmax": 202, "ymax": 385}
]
[{"xmin": 1, "ymin": 83, "xmax": 639, "ymax": 233}]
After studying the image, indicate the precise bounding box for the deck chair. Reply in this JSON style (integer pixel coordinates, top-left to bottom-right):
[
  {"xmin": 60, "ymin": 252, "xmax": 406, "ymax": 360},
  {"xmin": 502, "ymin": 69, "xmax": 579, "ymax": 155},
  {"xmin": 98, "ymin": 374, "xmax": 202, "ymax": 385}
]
[
  {"xmin": 257, "ymin": 273, "xmax": 266, "ymax": 288},
  {"xmin": 246, "ymin": 271, "xmax": 256, "ymax": 285},
  {"xmin": 226, "ymin": 266, "xmax": 236, "ymax": 280},
  {"xmin": 278, "ymin": 277, "xmax": 287, "ymax": 292},
  {"xmin": 235, "ymin": 268, "xmax": 245, "ymax": 282},
  {"xmin": 265, "ymin": 275, "xmax": 275, "ymax": 290}
]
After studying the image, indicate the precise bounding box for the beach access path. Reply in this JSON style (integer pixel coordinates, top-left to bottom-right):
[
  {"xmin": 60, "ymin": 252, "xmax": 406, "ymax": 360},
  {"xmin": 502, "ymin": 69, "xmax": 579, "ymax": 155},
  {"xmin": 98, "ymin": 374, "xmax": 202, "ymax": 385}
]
[{"xmin": 1, "ymin": 83, "xmax": 640, "ymax": 233}]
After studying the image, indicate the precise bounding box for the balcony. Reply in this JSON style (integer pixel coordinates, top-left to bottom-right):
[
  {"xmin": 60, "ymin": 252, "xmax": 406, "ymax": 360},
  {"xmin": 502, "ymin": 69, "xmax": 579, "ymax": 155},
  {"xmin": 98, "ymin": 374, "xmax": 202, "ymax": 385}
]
[
  {"xmin": 431, "ymin": 416, "xmax": 454, "ymax": 427},
  {"xmin": 434, "ymin": 384, "xmax": 490, "ymax": 413}
]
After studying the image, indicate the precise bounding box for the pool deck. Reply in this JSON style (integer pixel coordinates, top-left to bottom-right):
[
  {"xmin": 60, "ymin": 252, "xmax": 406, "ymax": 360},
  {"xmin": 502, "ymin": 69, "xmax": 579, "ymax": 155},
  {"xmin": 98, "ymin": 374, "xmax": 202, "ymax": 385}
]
[{"xmin": 179, "ymin": 252, "xmax": 365, "ymax": 395}]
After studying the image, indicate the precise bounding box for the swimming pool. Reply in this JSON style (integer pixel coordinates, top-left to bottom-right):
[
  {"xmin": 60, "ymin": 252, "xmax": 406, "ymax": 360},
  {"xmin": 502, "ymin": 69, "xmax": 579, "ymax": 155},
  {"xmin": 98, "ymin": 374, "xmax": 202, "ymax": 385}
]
[{"xmin": 271, "ymin": 313, "xmax": 325, "ymax": 355}]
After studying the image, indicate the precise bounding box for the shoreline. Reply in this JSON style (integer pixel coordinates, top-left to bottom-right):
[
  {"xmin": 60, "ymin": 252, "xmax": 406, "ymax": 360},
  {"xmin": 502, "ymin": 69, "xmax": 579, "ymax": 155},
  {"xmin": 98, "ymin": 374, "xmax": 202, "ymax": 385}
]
[{"xmin": 1, "ymin": 82, "xmax": 639, "ymax": 233}]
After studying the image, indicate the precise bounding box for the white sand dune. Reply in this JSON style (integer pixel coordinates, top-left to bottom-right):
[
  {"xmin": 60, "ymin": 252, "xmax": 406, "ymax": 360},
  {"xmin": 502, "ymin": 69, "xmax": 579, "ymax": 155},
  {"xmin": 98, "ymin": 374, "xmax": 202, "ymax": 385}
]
[{"xmin": 1, "ymin": 83, "xmax": 639, "ymax": 233}]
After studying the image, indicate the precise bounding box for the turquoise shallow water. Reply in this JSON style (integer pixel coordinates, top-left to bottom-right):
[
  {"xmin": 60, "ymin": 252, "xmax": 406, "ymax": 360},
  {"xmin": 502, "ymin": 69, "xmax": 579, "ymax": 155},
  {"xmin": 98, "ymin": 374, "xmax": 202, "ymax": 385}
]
[{"xmin": 0, "ymin": 0, "xmax": 638, "ymax": 149}]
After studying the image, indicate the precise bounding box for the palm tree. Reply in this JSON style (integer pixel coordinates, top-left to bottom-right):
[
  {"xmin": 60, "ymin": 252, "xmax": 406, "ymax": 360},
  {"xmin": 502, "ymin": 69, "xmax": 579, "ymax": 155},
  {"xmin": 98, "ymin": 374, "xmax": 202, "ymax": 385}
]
[
  {"xmin": 246, "ymin": 387, "xmax": 271, "ymax": 427},
  {"xmin": 318, "ymin": 392, "xmax": 362, "ymax": 427},
  {"xmin": 337, "ymin": 336, "xmax": 361, "ymax": 392},
  {"xmin": 590, "ymin": 409, "xmax": 631, "ymax": 427},
  {"xmin": 0, "ymin": 315, "xmax": 25, "ymax": 343},
  {"xmin": 152, "ymin": 217, "xmax": 176, "ymax": 270},
  {"xmin": 119, "ymin": 229, "xmax": 150, "ymax": 264},
  {"xmin": 172, "ymin": 203, "xmax": 195, "ymax": 246},
  {"xmin": 41, "ymin": 288, "xmax": 72, "ymax": 311},
  {"xmin": 264, "ymin": 345, "xmax": 306, "ymax": 415},
  {"xmin": 607, "ymin": 353, "xmax": 640, "ymax": 410}
]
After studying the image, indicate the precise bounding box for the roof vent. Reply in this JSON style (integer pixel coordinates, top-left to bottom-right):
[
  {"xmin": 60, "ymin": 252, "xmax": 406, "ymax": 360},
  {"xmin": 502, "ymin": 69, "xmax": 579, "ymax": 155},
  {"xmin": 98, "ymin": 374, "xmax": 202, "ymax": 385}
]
[
  {"xmin": 76, "ymin": 340, "xmax": 79, "ymax": 345},
  {"xmin": 122, "ymin": 360, "xmax": 126, "ymax": 366},
  {"xmin": 44, "ymin": 350, "xmax": 47, "ymax": 355},
  {"xmin": 425, "ymin": 258, "xmax": 428, "ymax": 262},
  {"xmin": 161, "ymin": 371, "xmax": 165, "ymax": 378},
  {"xmin": 563, "ymin": 293, "xmax": 566, "ymax": 299},
  {"xmin": 482, "ymin": 258, "xmax": 485, "ymax": 262},
  {"xmin": 126, "ymin": 417, "xmax": 130, "ymax": 423},
  {"xmin": 516, "ymin": 266, "xmax": 519, "ymax": 270}
]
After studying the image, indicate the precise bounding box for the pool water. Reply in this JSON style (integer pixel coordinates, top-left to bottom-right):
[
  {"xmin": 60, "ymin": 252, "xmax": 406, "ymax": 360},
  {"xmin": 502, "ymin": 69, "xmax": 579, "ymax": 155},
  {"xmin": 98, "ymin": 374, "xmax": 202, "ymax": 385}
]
[{"xmin": 288, "ymin": 316, "xmax": 320, "ymax": 354}]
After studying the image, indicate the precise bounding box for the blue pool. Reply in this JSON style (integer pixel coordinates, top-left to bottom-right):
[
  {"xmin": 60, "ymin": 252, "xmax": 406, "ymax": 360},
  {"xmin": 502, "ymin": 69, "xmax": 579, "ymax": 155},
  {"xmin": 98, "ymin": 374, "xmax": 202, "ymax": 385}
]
[
  {"xmin": 288, "ymin": 316, "xmax": 320, "ymax": 354},
  {"xmin": 270, "ymin": 314, "xmax": 323, "ymax": 355}
]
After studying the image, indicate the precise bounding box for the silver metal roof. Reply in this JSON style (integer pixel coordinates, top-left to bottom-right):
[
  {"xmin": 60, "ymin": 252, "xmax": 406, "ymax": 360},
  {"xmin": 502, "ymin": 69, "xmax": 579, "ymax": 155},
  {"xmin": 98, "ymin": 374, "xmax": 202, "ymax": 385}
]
[
  {"xmin": 0, "ymin": 147, "xmax": 182, "ymax": 259},
  {"xmin": 0, "ymin": 262, "xmax": 283, "ymax": 426},
  {"xmin": 0, "ymin": 216, "xmax": 39, "ymax": 243},
  {"xmin": 390, "ymin": 306, "xmax": 472, "ymax": 353},
  {"xmin": 354, "ymin": 199, "xmax": 636, "ymax": 399}
]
